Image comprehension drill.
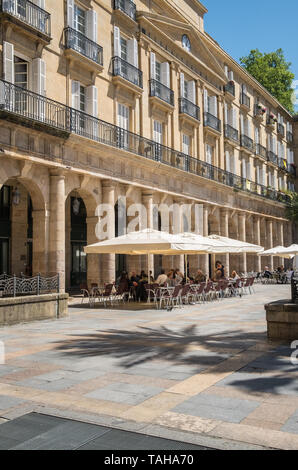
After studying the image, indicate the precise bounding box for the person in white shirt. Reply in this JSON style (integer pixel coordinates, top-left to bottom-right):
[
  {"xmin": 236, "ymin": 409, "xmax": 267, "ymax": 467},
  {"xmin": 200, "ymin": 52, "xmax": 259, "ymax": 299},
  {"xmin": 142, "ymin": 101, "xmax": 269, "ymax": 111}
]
[{"xmin": 155, "ymin": 269, "xmax": 168, "ymax": 286}]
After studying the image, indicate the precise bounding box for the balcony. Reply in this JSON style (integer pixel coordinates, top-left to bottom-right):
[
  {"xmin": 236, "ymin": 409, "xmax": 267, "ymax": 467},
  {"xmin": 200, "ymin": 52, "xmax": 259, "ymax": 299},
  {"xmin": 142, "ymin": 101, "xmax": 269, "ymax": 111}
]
[
  {"xmin": 112, "ymin": 56, "xmax": 143, "ymax": 91},
  {"xmin": 179, "ymin": 97, "xmax": 200, "ymax": 122},
  {"xmin": 0, "ymin": 79, "xmax": 290, "ymax": 206},
  {"xmin": 0, "ymin": 0, "xmax": 51, "ymax": 41},
  {"xmin": 64, "ymin": 27, "xmax": 103, "ymax": 71},
  {"xmin": 267, "ymin": 151, "xmax": 278, "ymax": 165},
  {"xmin": 204, "ymin": 112, "xmax": 221, "ymax": 133},
  {"xmin": 277, "ymin": 123, "xmax": 285, "ymax": 138},
  {"xmin": 240, "ymin": 93, "xmax": 250, "ymax": 109},
  {"xmin": 287, "ymin": 131, "xmax": 293, "ymax": 144},
  {"xmin": 278, "ymin": 158, "xmax": 289, "ymax": 172},
  {"xmin": 266, "ymin": 115, "xmax": 276, "ymax": 129},
  {"xmin": 113, "ymin": 0, "xmax": 136, "ymax": 21},
  {"xmin": 253, "ymin": 104, "xmax": 265, "ymax": 121},
  {"xmin": 255, "ymin": 143, "xmax": 267, "ymax": 160},
  {"xmin": 240, "ymin": 134, "xmax": 254, "ymax": 153},
  {"xmin": 149, "ymin": 79, "xmax": 174, "ymax": 108},
  {"xmin": 224, "ymin": 124, "xmax": 239, "ymax": 144},
  {"xmin": 224, "ymin": 82, "xmax": 235, "ymax": 97}
]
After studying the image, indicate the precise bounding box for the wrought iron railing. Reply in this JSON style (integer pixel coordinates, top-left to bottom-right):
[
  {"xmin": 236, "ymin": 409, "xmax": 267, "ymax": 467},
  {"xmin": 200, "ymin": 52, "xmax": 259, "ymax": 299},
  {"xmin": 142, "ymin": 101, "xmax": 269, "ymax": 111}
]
[
  {"xmin": 149, "ymin": 79, "xmax": 174, "ymax": 106},
  {"xmin": 255, "ymin": 143, "xmax": 267, "ymax": 160},
  {"xmin": 64, "ymin": 27, "xmax": 103, "ymax": 66},
  {"xmin": 287, "ymin": 131, "xmax": 293, "ymax": 144},
  {"xmin": 111, "ymin": 56, "xmax": 143, "ymax": 88},
  {"xmin": 266, "ymin": 115, "xmax": 276, "ymax": 127},
  {"xmin": 113, "ymin": 0, "xmax": 136, "ymax": 20},
  {"xmin": 0, "ymin": 80, "xmax": 290, "ymax": 205},
  {"xmin": 240, "ymin": 134, "xmax": 254, "ymax": 152},
  {"xmin": 0, "ymin": 273, "xmax": 59, "ymax": 297},
  {"xmin": 224, "ymin": 82, "xmax": 235, "ymax": 96},
  {"xmin": 204, "ymin": 112, "xmax": 221, "ymax": 132},
  {"xmin": 277, "ymin": 123, "xmax": 285, "ymax": 137},
  {"xmin": 224, "ymin": 124, "xmax": 238, "ymax": 143},
  {"xmin": 179, "ymin": 97, "xmax": 200, "ymax": 121},
  {"xmin": 1, "ymin": 0, "xmax": 51, "ymax": 36},
  {"xmin": 240, "ymin": 92, "xmax": 250, "ymax": 108},
  {"xmin": 267, "ymin": 150, "xmax": 278, "ymax": 165}
]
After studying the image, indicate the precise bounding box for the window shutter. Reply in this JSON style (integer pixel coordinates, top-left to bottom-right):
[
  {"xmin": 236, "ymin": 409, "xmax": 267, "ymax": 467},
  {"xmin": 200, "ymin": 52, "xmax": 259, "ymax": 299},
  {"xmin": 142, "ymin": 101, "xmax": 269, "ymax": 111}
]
[
  {"xmin": 224, "ymin": 103, "xmax": 228, "ymax": 123},
  {"xmin": 232, "ymin": 107, "xmax": 237, "ymax": 129},
  {"xmin": 206, "ymin": 144, "xmax": 212, "ymax": 164},
  {"xmin": 160, "ymin": 62, "xmax": 170, "ymax": 87},
  {"xmin": 255, "ymin": 126, "xmax": 259, "ymax": 144},
  {"xmin": 67, "ymin": 0, "xmax": 74, "ymax": 28},
  {"xmin": 209, "ymin": 96, "xmax": 217, "ymax": 117},
  {"xmin": 230, "ymin": 154, "xmax": 235, "ymax": 174},
  {"xmin": 262, "ymin": 166, "xmax": 266, "ymax": 185},
  {"xmin": 246, "ymin": 159, "xmax": 251, "ymax": 180},
  {"xmin": 225, "ymin": 150, "xmax": 230, "ymax": 172},
  {"xmin": 247, "ymin": 119, "xmax": 251, "ymax": 138},
  {"xmin": 32, "ymin": 58, "xmax": 46, "ymax": 95},
  {"xmin": 71, "ymin": 80, "xmax": 80, "ymax": 110},
  {"xmin": 242, "ymin": 159, "xmax": 246, "ymax": 179},
  {"xmin": 127, "ymin": 38, "xmax": 138, "ymax": 67},
  {"xmin": 113, "ymin": 26, "xmax": 121, "ymax": 57},
  {"xmin": 272, "ymin": 135, "xmax": 276, "ymax": 154},
  {"xmin": 188, "ymin": 80, "xmax": 196, "ymax": 103},
  {"xmin": 86, "ymin": 85, "xmax": 98, "ymax": 117},
  {"xmin": 240, "ymin": 114, "xmax": 244, "ymax": 134},
  {"xmin": 150, "ymin": 52, "xmax": 156, "ymax": 80},
  {"xmin": 242, "ymin": 83, "xmax": 247, "ymax": 94},
  {"xmin": 228, "ymin": 70, "xmax": 234, "ymax": 81},
  {"xmin": 86, "ymin": 9, "xmax": 97, "ymax": 43},
  {"xmin": 224, "ymin": 65, "xmax": 228, "ymax": 77},
  {"xmin": 180, "ymin": 73, "xmax": 185, "ymax": 98},
  {"xmin": 3, "ymin": 41, "xmax": 14, "ymax": 84}
]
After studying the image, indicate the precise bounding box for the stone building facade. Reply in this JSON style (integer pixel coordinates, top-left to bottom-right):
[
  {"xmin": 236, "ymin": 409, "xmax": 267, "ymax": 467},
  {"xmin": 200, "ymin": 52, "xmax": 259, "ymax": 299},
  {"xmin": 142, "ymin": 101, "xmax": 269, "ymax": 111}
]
[{"xmin": 0, "ymin": 0, "xmax": 296, "ymax": 291}]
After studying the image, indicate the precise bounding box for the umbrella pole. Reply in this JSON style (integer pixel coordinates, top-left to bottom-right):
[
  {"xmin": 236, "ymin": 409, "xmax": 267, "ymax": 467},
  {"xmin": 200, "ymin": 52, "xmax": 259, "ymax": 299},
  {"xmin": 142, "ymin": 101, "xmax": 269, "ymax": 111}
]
[
  {"xmin": 185, "ymin": 254, "xmax": 188, "ymax": 279},
  {"xmin": 147, "ymin": 253, "xmax": 150, "ymax": 303}
]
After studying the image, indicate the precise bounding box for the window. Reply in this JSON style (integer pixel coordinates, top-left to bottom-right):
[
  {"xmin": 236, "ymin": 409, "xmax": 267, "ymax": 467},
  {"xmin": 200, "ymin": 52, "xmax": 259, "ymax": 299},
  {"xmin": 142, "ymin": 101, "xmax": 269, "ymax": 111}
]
[
  {"xmin": 182, "ymin": 134, "xmax": 190, "ymax": 155},
  {"xmin": 155, "ymin": 61, "xmax": 161, "ymax": 82},
  {"xmin": 14, "ymin": 56, "xmax": 28, "ymax": 89},
  {"xmin": 182, "ymin": 35, "xmax": 191, "ymax": 52},
  {"xmin": 120, "ymin": 37, "xmax": 127, "ymax": 61},
  {"xmin": 79, "ymin": 85, "xmax": 85, "ymax": 112},
  {"xmin": 153, "ymin": 120, "xmax": 163, "ymax": 160},
  {"xmin": 117, "ymin": 103, "xmax": 129, "ymax": 147},
  {"xmin": 74, "ymin": 4, "xmax": 86, "ymax": 35},
  {"xmin": 206, "ymin": 144, "xmax": 213, "ymax": 164}
]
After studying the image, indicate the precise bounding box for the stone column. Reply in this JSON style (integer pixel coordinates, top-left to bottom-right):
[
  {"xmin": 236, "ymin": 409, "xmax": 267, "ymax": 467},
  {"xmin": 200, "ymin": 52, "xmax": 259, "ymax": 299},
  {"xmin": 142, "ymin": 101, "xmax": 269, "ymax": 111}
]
[
  {"xmin": 267, "ymin": 219, "xmax": 274, "ymax": 270},
  {"xmin": 48, "ymin": 171, "xmax": 66, "ymax": 292},
  {"xmin": 220, "ymin": 209, "xmax": 230, "ymax": 277},
  {"xmin": 86, "ymin": 215, "xmax": 101, "ymax": 287},
  {"xmin": 142, "ymin": 192, "xmax": 154, "ymax": 278},
  {"xmin": 202, "ymin": 205, "xmax": 209, "ymax": 278},
  {"xmin": 101, "ymin": 181, "xmax": 116, "ymax": 283},
  {"xmin": 253, "ymin": 216, "xmax": 262, "ymax": 273},
  {"xmin": 32, "ymin": 209, "xmax": 49, "ymax": 276},
  {"xmin": 238, "ymin": 213, "xmax": 247, "ymax": 274}
]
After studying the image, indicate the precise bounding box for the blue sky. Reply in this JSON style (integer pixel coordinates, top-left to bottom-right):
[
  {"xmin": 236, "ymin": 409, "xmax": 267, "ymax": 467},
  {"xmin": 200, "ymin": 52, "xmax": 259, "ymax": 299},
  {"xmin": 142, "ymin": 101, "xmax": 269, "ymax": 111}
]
[{"xmin": 202, "ymin": 0, "xmax": 298, "ymax": 110}]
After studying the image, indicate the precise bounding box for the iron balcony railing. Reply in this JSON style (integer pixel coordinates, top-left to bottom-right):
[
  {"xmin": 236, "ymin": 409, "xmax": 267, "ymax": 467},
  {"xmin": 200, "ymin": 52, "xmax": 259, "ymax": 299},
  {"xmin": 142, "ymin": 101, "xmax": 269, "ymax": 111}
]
[
  {"xmin": 224, "ymin": 124, "xmax": 238, "ymax": 143},
  {"xmin": 64, "ymin": 27, "xmax": 103, "ymax": 66},
  {"xmin": 179, "ymin": 97, "xmax": 200, "ymax": 121},
  {"xmin": 204, "ymin": 112, "xmax": 221, "ymax": 133},
  {"xmin": 1, "ymin": 0, "xmax": 51, "ymax": 36},
  {"xmin": 224, "ymin": 82, "xmax": 235, "ymax": 96},
  {"xmin": 267, "ymin": 150, "xmax": 278, "ymax": 165},
  {"xmin": 277, "ymin": 123, "xmax": 285, "ymax": 137},
  {"xmin": 287, "ymin": 131, "xmax": 293, "ymax": 144},
  {"xmin": 111, "ymin": 56, "xmax": 143, "ymax": 88},
  {"xmin": 240, "ymin": 92, "xmax": 250, "ymax": 108},
  {"xmin": 113, "ymin": 0, "xmax": 136, "ymax": 21},
  {"xmin": 266, "ymin": 115, "xmax": 276, "ymax": 127},
  {"xmin": 255, "ymin": 143, "xmax": 267, "ymax": 160},
  {"xmin": 0, "ymin": 273, "xmax": 59, "ymax": 297},
  {"xmin": 278, "ymin": 158, "xmax": 290, "ymax": 173},
  {"xmin": 149, "ymin": 79, "xmax": 174, "ymax": 106},
  {"xmin": 289, "ymin": 164, "xmax": 296, "ymax": 177},
  {"xmin": 240, "ymin": 134, "xmax": 255, "ymax": 152},
  {"xmin": 0, "ymin": 80, "xmax": 290, "ymax": 205}
]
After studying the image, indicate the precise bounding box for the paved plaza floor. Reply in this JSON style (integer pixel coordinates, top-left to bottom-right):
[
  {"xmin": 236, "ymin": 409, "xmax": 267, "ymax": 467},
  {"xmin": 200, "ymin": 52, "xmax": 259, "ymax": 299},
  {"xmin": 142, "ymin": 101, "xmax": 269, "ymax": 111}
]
[{"xmin": 0, "ymin": 284, "xmax": 298, "ymax": 450}]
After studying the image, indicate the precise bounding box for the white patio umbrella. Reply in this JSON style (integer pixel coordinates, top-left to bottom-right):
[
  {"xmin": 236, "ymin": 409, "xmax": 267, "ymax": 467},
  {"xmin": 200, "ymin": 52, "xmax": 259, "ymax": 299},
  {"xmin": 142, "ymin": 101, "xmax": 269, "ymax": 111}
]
[
  {"xmin": 207, "ymin": 235, "xmax": 264, "ymax": 253},
  {"xmin": 260, "ymin": 246, "xmax": 295, "ymax": 259}
]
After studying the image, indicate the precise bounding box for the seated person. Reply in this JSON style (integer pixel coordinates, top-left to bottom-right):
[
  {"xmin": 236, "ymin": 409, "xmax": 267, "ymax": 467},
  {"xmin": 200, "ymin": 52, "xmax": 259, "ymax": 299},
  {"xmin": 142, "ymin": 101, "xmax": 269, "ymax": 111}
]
[
  {"xmin": 263, "ymin": 266, "xmax": 272, "ymax": 279},
  {"xmin": 230, "ymin": 270, "xmax": 240, "ymax": 281},
  {"xmin": 194, "ymin": 270, "xmax": 206, "ymax": 283},
  {"xmin": 155, "ymin": 269, "xmax": 168, "ymax": 286}
]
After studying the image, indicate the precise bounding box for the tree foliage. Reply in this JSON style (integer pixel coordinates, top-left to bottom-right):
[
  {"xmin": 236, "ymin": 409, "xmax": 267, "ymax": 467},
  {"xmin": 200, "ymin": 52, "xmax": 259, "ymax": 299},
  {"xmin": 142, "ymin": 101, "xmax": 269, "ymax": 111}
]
[
  {"xmin": 240, "ymin": 49, "xmax": 295, "ymax": 113},
  {"xmin": 285, "ymin": 192, "xmax": 298, "ymax": 224}
]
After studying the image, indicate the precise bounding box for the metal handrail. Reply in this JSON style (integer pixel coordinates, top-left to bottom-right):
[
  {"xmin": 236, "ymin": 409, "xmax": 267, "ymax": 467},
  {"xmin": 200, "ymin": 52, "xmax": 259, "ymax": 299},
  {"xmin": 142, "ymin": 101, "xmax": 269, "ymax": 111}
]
[
  {"xmin": 149, "ymin": 79, "xmax": 174, "ymax": 106},
  {"xmin": 64, "ymin": 27, "xmax": 103, "ymax": 66},
  {"xmin": 179, "ymin": 97, "xmax": 200, "ymax": 121},
  {"xmin": 0, "ymin": 79, "xmax": 290, "ymax": 205},
  {"xmin": 204, "ymin": 112, "xmax": 221, "ymax": 132},
  {"xmin": 1, "ymin": 0, "xmax": 51, "ymax": 36},
  {"xmin": 224, "ymin": 124, "xmax": 238, "ymax": 142},
  {"xmin": 113, "ymin": 0, "xmax": 136, "ymax": 21},
  {"xmin": 111, "ymin": 56, "xmax": 143, "ymax": 88}
]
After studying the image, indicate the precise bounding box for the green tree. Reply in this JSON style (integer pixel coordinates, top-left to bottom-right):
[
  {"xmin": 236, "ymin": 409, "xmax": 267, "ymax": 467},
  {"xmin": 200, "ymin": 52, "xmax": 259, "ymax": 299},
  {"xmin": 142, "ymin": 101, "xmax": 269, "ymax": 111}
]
[
  {"xmin": 285, "ymin": 192, "xmax": 298, "ymax": 224},
  {"xmin": 240, "ymin": 49, "xmax": 295, "ymax": 113}
]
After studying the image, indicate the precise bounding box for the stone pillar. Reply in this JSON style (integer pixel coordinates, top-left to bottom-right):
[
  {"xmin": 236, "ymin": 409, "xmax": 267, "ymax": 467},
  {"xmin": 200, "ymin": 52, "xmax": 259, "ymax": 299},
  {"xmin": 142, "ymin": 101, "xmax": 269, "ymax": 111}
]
[
  {"xmin": 32, "ymin": 209, "xmax": 49, "ymax": 276},
  {"xmin": 101, "ymin": 181, "xmax": 116, "ymax": 284},
  {"xmin": 202, "ymin": 205, "xmax": 209, "ymax": 277},
  {"xmin": 175, "ymin": 200, "xmax": 186, "ymax": 274},
  {"xmin": 142, "ymin": 192, "xmax": 154, "ymax": 278},
  {"xmin": 238, "ymin": 213, "xmax": 247, "ymax": 274},
  {"xmin": 48, "ymin": 171, "xmax": 66, "ymax": 292},
  {"xmin": 267, "ymin": 219, "xmax": 274, "ymax": 270},
  {"xmin": 253, "ymin": 216, "xmax": 262, "ymax": 273},
  {"xmin": 220, "ymin": 209, "xmax": 230, "ymax": 277},
  {"xmin": 86, "ymin": 215, "xmax": 101, "ymax": 287}
]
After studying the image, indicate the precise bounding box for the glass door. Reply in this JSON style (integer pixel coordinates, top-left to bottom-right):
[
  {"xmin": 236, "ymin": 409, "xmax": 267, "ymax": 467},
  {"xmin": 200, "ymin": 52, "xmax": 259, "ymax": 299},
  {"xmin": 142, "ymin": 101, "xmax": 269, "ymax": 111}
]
[
  {"xmin": 71, "ymin": 242, "xmax": 87, "ymax": 287},
  {"xmin": 0, "ymin": 239, "xmax": 9, "ymax": 275}
]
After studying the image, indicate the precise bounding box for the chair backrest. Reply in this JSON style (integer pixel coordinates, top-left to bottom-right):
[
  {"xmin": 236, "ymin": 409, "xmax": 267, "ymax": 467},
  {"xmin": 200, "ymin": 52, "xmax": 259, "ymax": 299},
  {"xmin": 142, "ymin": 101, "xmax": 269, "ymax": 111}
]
[
  {"xmin": 103, "ymin": 284, "xmax": 114, "ymax": 295},
  {"xmin": 181, "ymin": 285, "xmax": 190, "ymax": 296},
  {"xmin": 196, "ymin": 283, "xmax": 205, "ymax": 294},
  {"xmin": 172, "ymin": 285, "xmax": 182, "ymax": 297}
]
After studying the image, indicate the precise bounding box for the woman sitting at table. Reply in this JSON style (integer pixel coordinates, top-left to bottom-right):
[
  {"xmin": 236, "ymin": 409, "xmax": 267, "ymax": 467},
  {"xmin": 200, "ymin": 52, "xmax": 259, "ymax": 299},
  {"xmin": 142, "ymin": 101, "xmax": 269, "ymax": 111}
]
[{"xmin": 230, "ymin": 270, "xmax": 240, "ymax": 281}]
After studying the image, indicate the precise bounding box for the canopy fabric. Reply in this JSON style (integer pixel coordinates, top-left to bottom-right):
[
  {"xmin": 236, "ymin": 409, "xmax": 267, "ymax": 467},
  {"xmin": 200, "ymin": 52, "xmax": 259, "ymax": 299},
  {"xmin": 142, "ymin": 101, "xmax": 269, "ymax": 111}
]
[
  {"xmin": 260, "ymin": 246, "xmax": 294, "ymax": 259},
  {"xmin": 207, "ymin": 235, "xmax": 264, "ymax": 254}
]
